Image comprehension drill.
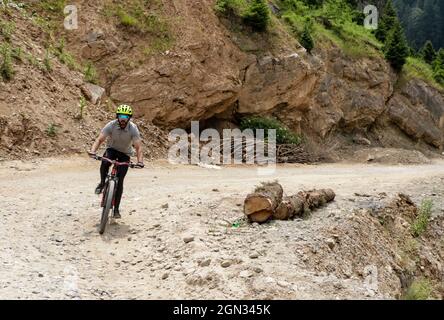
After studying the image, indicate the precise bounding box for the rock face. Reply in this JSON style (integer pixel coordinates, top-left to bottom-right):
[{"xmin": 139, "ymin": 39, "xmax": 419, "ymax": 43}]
[
  {"xmin": 387, "ymin": 80, "xmax": 444, "ymax": 148},
  {"xmin": 19, "ymin": 0, "xmax": 443, "ymax": 156},
  {"xmin": 54, "ymin": 0, "xmax": 444, "ymax": 153}
]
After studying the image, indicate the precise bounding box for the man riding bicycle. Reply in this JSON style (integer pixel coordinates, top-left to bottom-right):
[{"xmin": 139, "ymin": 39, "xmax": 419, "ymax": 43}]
[{"xmin": 88, "ymin": 104, "xmax": 144, "ymax": 219}]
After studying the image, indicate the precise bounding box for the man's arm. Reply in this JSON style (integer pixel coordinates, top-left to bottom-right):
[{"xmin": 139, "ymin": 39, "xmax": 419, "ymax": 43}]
[
  {"xmin": 133, "ymin": 139, "xmax": 144, "ymax": 164},
  {"xmin": 89, "ymin": 132, "xmax": 108, "ymax": 155}
]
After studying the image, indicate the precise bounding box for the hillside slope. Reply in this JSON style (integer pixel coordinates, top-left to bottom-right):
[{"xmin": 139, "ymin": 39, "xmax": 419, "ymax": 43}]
[{"xmin": 1, "ymin": 0, "xmax": 444, "ymax": 160}]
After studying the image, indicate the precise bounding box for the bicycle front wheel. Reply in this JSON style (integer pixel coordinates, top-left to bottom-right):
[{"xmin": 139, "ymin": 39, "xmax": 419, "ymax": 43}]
[{"xmin": 99, "ymin": 179, "xmax": 115, "ymax": 234}]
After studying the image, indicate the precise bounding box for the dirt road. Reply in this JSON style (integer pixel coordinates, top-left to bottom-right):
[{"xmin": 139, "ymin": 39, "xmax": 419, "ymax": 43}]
[{"xmin": 1, "ymin": 156, "xmax": 444, "ymax": 299}]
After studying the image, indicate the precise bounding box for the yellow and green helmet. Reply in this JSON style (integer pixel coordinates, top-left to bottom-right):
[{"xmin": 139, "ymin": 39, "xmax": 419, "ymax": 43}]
[{"xmin": 116, "ymin": 104, "xmax": 133, "ymax": 117}]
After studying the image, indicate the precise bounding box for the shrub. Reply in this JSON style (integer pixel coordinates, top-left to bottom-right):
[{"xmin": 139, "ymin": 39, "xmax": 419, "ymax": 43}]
[
  {"xmin": 242, "ymin": 0, "xmax": 270, "ymax": 32},
  {"xmin": 214, "ymin": 0, "xmax": 246, "ymax": 15},
  {"xmin": 84, "ymin": 61, "xmax": 97, "ymax": 84},
  {"xmin": 300, "ymin": 20, "xmax": 314, "ymax": 53},
  {"xmin": 411, "ymin": 199, "xmax": 433, "ymax": 237},
  {"xmin": 0, "ymin": 20, "xmax": 14, "ymax": 42},
  {"xmin": 46, "ymin": 123, "xmax": 57, "ymax": 137},
  {"xmin": 0, "ymin": 43, "xmax": 14, "ymax": 81},
  {"xmin": 11, "ymin": 46, "xmax": 23, "ymax": 62},
  {"xmin": 403, "ymin": 278, "xmax": 432, "ymax": 300},
  {"xmin": 239, "ymin": 116, "xmax": 302, "ymax": 145}
]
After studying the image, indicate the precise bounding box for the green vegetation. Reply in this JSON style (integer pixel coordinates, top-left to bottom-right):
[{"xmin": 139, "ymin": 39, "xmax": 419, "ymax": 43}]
[
  {"xmin": 0, "ymin": 20, "xmax": 15, "ymax": 42},
  {"xmin": 214, "ymin": 0, "xmax": 247, "ymax": 15},
  {"xmin": 46, "ymin": 123, "xmax": 57, "ymax": 137},
  {"xmin": 83, "ymin": 61, "xmax": 97, "ymax": 84},
  {"xmin": 242, "ymin": 0, "xmax": 270, "ymax": 32},
  {"xmin": 43, "ymin": 49, "xmax": 52, "ymax": 73},
  {"xmin": 102, "ymin": 0, "xmax": 173, "ymax": 55},
  {"xmin": 51, "ymin": 38, "xmax": 78, "ymax": 70},
  {"xmin": 375, "ymin": 0, "xmax": 398, "ymax": 43},
  {"xmin": 299, "ymin": 19, "xmax": 314, "ymax": 53},
  {"xmin": 421, "ymin": 41, "xmax": 436, "ymax": 65},
  {"xmin": 280, "ymin": 0, "xmax": 381, "ymax": 58},
  {"xmin": 215, "ymin": 0, "xmax": 270, "ymax": 32},
  {"xmin": 432, "ymin": 49, "xmax": 444, "ymax": 86},
  {"xmin": 37, "ymin": 0, "xmax": 66, "ymax": 14},
  {"xmin": 0, "ymin": 43, "xmax": 14, "ymax": 81},
  {"xmin": 384, "ymin": 21, "xmax": 409, "ymax": 72},
  {"xmin": 239, "ymin": 116, "xmax": 302, "ymax": 145},
  {"xmin": 411, "ymin": 199, "xmax": 433, "ymax": 238},
  {"xmin": 11, "ymin": 46, "xmax": 23, "ymax": 62},
  {"xmin": 402, "ymin": 278, "xmax": 432, "ymax": 300},
  {"xmin": 103, "ymin": 1, "xmax": 170, "ymax": 36},
  {"xmin": 401, "ymin": 57, "xmax": 443, "ymax": 90},
  {"xmin": 78, "ymin": 96, "xmax": 86, "ymax": 120}
]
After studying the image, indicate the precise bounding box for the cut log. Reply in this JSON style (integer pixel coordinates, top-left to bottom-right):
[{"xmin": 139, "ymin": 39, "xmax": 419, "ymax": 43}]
[
  {"xmin": 273, "ymin": 195, "xmax": 306, "ymax": 220},
  {"xmin": 244, "ymin": 182, "xmax": 283, "ymax": 223}
]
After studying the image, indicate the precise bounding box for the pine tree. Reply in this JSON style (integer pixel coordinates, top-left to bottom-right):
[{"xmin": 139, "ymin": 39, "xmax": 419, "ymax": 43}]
[
  {"xmin": 375, "ymin": 0, "xmax": 398, "ymax": 43},
  {"xmin": 242, "ymin": 0, "xmax": 270, "ymax": 32},
  {"xmin": 421, "ymin": 40, "xmax": 436, "ymax": 65},
  {"xmin": 384, "ymin": 20, "xmax": 409, "ymax": 72},
  {"xmin": 433, "ymin": 49, "xmax": 444, "ymax": 85},
  {"xmin": 300, "ymin": 21, "xmax": 314, "ymax": 54}
]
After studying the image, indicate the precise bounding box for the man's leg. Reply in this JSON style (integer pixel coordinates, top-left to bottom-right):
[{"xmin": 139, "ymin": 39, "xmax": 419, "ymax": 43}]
[
  {"xmin": 114, "ymin": 151, "xmax": 130, "ymax": 213},
  {"xmin": 96, "ymin": 149, "xmax": 116, "ymax": 194}
]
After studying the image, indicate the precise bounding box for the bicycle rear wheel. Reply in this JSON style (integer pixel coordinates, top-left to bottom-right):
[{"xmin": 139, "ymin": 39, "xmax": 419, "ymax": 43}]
[{"xmin": 99, "ymin": 179, "xmax": 115, "ymax": 234}]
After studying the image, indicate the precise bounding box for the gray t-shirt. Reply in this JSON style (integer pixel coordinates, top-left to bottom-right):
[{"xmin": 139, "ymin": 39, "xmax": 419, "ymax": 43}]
[{"xmin": 101, "ymin": 120, "xmax": 141, "ymax": 156}]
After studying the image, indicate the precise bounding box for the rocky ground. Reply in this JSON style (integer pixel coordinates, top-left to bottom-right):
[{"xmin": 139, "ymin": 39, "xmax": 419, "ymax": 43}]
[{"xmin": 0, "ymin": 156, "xmax": 443, "ymax": 299}]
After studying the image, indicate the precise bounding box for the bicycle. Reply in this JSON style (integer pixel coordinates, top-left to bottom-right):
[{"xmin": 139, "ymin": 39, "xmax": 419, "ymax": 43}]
[{"xmin": 90, "ymin": 155, "xmax": 142, "ymax": 234}]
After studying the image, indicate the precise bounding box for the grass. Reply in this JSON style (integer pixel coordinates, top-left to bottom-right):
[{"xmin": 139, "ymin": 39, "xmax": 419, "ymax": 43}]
[
  {"xmin": 103, "ymin": 1, "xmax": 170, "ymax": 36},
  {"xmin": 11, "ymin": 46, "xmax": 23, "ymax": 62},
  {"xmin": 280, "ymin": 1, "xmax": 381, "ymax": 59},
  {"xmin": 411, "ymin": 199, "xmax": 433, "ymax": 238},
  {"xmin": 102, "ymin": 1, "xmax": 173, "ymax": 57},
  {"xmin": 402, "ymin": 57, "xmax": 444, "ymax": 91},
  {"xmin": 402, "ymin": 278, "xmax": 432, "ymax": 300},
  {"xmin": 142, "ymin": 35, "xmax": 173, "ymax": 56},
  {"xmin": 0, "ymin": 20, "xmax": 15, "ymax": 42},
  {"xmin": 0, "ymin": 42, "xmax": 14, "ymax": 81},
  {"xmin": 51, "ymin": 38, "xmax": 79, "ymax": 70},
  {"xmin": 43, "ymin": 49, "xmax": 52, "ymax": 73},
  {"xmin": 214, "ymin": 0, "xmax": 248, "ymax": 15},
  {"xmin": 36, "ymin": 0, "xmax": 66, "ymax": 15},
  {"xmin": 83, "ymin": 61, "xmax": 97, "ymax": 84}
]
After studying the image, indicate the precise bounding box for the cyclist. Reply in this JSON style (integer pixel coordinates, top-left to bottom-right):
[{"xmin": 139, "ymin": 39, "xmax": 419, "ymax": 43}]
[{"xmin": 88, "ymin": 104, "xmax": 144, "ymax": 219}]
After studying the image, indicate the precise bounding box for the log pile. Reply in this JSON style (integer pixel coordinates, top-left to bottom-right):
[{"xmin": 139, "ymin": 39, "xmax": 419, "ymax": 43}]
[{"xmin": 243, "ymin": 182, "xmax": 335, "ymax": 223}]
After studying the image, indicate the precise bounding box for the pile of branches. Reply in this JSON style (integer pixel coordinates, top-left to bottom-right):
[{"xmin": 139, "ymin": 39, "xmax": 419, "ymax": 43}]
[{"xmin": 215, "ymin": 139, "xmax": 320, "ymax": 164}]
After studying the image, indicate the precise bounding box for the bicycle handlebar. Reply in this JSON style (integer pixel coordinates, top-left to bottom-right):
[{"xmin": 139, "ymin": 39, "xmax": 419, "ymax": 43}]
[{"xmin": 90, "ymin": 154, "xmax": 143, "ymax": 169}]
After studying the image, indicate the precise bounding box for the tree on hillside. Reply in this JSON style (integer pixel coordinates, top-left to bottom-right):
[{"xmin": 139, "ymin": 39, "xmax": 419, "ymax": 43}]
[
  {"xmin": 375, "ymin": 0, "xmax": 398, "ymax": 43},
  {"xmin": 242, "ymin": 0, "xmax": 270, "ymax": 32},
  {"xmin": 384, "ymin": 20, "xmax": 409, "ymax": 72},
  {"xmin": 421, "ymin": 40, "xmax": 436, "ymax": 65},
  {"xmin": 433, "ymin": 49, "xmax": 444, "ymax": 85},
  {"xmin": 300, "ymin": 20, "xmax": 314, "ymax": 54}
]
